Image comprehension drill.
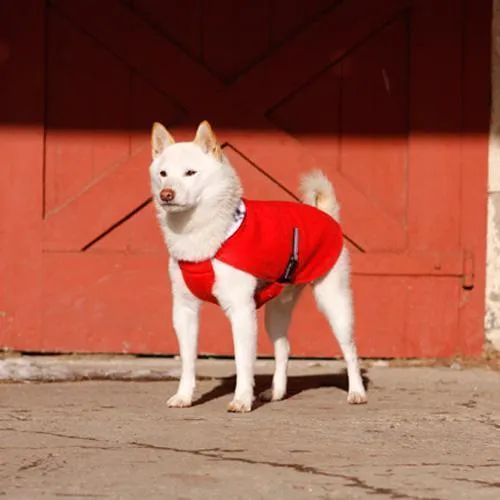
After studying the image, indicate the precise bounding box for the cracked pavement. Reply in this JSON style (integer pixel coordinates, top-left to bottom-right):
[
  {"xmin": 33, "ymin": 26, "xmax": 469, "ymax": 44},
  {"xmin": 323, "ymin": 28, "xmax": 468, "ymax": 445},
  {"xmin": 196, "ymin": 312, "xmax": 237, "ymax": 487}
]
[{"xmin": 0, "ymin": 360, "xmax": 499, "ymax": 499}]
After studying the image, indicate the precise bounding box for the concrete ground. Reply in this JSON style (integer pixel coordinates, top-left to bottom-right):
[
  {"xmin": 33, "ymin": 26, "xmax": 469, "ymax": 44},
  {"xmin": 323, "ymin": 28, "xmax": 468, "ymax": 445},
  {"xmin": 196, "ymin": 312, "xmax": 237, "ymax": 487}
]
[{"xmin": 0, "ymin": 357, "xmax": 499, "ymax": 500}]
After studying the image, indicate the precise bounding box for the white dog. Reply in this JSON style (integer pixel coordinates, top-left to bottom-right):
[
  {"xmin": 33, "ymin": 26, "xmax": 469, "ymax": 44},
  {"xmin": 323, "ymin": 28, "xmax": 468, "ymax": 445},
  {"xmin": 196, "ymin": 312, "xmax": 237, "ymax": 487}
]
[{"xmin": 149, "ymin": 120, "xmax": 367, "ymax": 413}]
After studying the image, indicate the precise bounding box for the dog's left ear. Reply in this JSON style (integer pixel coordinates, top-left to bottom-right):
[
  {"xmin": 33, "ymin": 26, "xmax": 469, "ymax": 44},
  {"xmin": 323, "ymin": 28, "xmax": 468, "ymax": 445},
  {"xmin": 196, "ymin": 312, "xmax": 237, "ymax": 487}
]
[
  {"xmin": 151, "ymin": 122, "xmax": 175, "ymax": 159},
  {"xmin": 194, "ymin": 121, "xmax": 223, "ymax": 160}
]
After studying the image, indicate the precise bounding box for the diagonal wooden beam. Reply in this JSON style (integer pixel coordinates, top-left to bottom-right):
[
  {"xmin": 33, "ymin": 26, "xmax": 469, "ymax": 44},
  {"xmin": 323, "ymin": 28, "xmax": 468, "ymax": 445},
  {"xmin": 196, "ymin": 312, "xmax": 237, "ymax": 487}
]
[
  {"xmin": 47, "ymin": 0, "xmax": 408, "ymax": 251},
  {"xmin": 215, "ymin": 0, "xmax": 408, "ymax": 116},
  {"xmin": 43, "ymin": 128, "xmax": 198, "ymax": 251},
  {"xmin": 223, "ymin": 127, "xmax": 406, "ymax": 251},
  {"xmin": 44, "ymin": 147, "xmax": 151, "ymax": 251},
  {"xmin": 53, "ymin": 0, "xmax": 224, "ymax": 108},
  {"xmin": 54, "ymin": 0, "xmax": 407, "ymax": 119}
]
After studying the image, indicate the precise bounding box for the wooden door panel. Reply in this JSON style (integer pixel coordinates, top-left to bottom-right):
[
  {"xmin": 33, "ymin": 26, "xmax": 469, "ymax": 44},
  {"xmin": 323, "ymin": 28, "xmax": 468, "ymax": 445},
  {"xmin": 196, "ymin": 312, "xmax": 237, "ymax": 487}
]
[
  {"xmin": 44, "ymin": 6, "xmax": 184, "ymax": 252},
  {"xmin": 269, "ymin": 0, "xmax": 340, "ymax": 46},
  {"xmin": 90, "ymin": 204, "xmax": 162, "ymax": 253},
  {"xmin": 338, "ymin": 16, "xmax": 408, "ymax": 222},
  {"xmin": 45, "ymin": 9, "xmax": 130, "ymax": 214},
  {"xmin": 269, "ymin": 14, "xmax": 409, "ymax": 224},
  {"xmin": 76, "ymin": 144, "xmax": 299, "ymax": 253},
  {"xmin": 133, "ymin": 0, "xmax": 341, "ymax": 67},
  {"xmin": 44, "ymin": 147, "xmax": 151, "ymax": 251},
  {"xmin": 0, "ymin": 2, "xmax": 45, "ymax": 350},
  {"xmin": 223, "ymin": 129, "xmax": 407, "ymax": 250},
  {"xmin": 53, "ymin": 0, "xmax": 223, "ymax": 107},
  {"xmin": 130, "ymin": 75, "xmax": 184, "ymax": 151},
  {"xmin": 41, "ymin": 253, "xmax": 460, "ymax": 357},
  {"xmin": 42, "ymin": 253, "xmax": 171, "ymax": 353},
  {"xmin": 132, "ymin": 0, "xmax": 203, "ymax": 61},
  {"xmin": 267, "ymin": 64, "xmax": 343, "ymax": 172},
  {"xmin": 407, "ymin": 1, "xmax": 463, "ymax": 255},
  {"xmin": 11, "ymin": 0, "xmax": 485, "ymax": 356},
  {"xmin": 50, "ymin": 0, "xmax": 409, "ymax": 252},
  {"xmin": 201, "ymin": 1, "xmax": 272, "ymax": 82},
  {"xmin": 291, "ymin": 277, "xmax": 461, "ymax": 358},
  {"xmin": 201, "ymin": 275, "xmax": 461, "ymax": 358},
  {"xmin": 203, "ymin": 0, "xmax": 408, "ymax": 114},
  {"xmin": 222, "ymin": 13, "xmax": 409, "ymax": 250}
]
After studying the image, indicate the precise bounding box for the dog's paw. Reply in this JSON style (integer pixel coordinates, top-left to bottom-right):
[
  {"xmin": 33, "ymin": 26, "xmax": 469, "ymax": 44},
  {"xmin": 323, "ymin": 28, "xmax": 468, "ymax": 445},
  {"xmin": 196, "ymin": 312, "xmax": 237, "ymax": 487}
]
[
  {"xmin": 227, "ymin": 398, "xmax": 253, "ymax": 413},
  {"xmin": 347, "ymin": 391, "xmax": 367, "ymax": 405},
  {"xmin": 166, "ymin": 393, "xmax": 193, "ymax": 408},
  {"xmin": 259, "ymin": 388, "xmax": 286, "ymax": 402}
]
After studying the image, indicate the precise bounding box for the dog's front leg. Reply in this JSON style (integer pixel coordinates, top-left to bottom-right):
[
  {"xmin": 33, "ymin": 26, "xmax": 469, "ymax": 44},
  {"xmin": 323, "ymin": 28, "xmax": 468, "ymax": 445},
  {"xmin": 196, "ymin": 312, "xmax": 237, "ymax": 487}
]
[
  {"xmin": 213, "ymin": 260, "xmax": 258, "ymax": 413},
  {"xmin": 225, "ymin": 303, "xmax": 257, "ymax": 413},
  {"xmin": 167, "ymin": 258, "xmax": 201, "ymax": 408}
]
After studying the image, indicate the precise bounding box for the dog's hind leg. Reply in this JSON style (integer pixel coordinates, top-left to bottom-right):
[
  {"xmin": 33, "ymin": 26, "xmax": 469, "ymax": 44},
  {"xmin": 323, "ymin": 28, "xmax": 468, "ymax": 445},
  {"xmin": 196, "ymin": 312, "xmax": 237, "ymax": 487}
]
[
  {"xmin": 312, "ymin": 249, "xmax": 367, "ymax": 404},
  {"xmin": 260, "ymin": 285, "xmax": 303, "ymax": 402}
]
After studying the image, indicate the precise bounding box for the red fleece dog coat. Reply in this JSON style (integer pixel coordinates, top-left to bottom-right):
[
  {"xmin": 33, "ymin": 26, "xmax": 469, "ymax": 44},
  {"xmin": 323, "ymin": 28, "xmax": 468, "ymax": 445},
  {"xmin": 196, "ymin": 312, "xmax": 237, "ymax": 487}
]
[{"xmin": 178, "ymin": 199, "xmax": 343, "ymax": 309}]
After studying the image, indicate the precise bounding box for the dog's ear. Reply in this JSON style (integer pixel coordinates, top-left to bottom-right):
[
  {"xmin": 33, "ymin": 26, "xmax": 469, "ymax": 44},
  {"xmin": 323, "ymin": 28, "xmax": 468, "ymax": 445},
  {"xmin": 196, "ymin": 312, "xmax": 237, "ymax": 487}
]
[
  {"xmin": 151, "ymin": 122, "xmax": 175, "ymax": 159},
  {"xmin": 194, "ymin": 121, "xmax": 223, "ymax": 160}
]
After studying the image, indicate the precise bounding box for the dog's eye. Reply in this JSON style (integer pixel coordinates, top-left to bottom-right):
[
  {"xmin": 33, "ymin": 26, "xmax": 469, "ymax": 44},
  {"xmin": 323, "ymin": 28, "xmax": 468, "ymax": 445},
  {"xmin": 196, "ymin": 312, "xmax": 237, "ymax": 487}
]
[
  {"xmin": 159, "ymin": 170, "xmax": 167, "ymax": 177},
  {"xmin": 184, "ymin": 170, "xmax": 197, "ymax": 177}
]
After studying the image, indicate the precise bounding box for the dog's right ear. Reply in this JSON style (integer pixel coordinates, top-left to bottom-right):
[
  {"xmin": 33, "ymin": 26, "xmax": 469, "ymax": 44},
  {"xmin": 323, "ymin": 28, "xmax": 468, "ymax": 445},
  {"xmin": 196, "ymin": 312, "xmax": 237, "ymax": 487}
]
[{"xmin": 151, "ymin": 122, "xmax": 175, "ymax": 159}]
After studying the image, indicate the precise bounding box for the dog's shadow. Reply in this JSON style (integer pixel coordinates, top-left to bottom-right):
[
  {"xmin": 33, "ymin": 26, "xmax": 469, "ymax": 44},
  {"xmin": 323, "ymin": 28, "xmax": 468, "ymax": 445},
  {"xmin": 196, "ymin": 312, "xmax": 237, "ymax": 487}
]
[{"xmin": 193, "ymin": 368, "xmax": 370, "ymax": 409}]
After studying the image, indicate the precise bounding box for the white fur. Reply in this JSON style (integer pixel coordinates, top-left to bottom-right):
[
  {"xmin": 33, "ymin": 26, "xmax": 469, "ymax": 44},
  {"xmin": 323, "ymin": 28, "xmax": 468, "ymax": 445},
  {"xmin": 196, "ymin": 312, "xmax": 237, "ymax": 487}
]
[
  {"xmin": 150, "ymin": 122, "xmax": 367, "ymax": 412},
  {"xmin": 150, "ymin": 143, "xmax": 242, "ymax": 262},
  {"xmin": 166, "ymin": 258, "xmax": 200, "ymax": 408},
  {"xmin": 300, "ymin": 169, "xmax": 340, "ymax": 220},
  {"xmin": 212, "ymin": 260, "xmax": 258, "ymax": 412}
]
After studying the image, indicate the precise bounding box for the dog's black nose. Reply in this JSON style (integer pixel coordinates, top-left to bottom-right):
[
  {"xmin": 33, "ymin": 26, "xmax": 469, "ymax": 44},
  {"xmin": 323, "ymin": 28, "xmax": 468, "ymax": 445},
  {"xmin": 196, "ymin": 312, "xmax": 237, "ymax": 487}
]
[{"xmin": 160, "ymin": 188, "xmax": 175, "ymax": 202}]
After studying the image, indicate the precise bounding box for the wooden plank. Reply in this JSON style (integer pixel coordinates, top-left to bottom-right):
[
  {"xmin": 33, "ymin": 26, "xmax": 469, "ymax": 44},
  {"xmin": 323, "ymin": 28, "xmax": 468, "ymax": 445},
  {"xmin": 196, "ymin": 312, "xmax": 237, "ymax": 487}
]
[
  {"xmin": 401, "ymin": 277, "xmax": 460, "ymax": 358},
  {"xmin": 41, "ymin": 252, "xmax": 174, "ymax": 353},
  {"xmin": 457, "ymin": 0, "xmax": 491, "ymax": 355},
  {"xmin": 41, "ymin": 252, "xmax": 236, "ymax": 355},
  {"xmin": 351, "ymin": 251, "xmax": 463, "ymax": 276},
  {"xmin": 407, "ymin": 0, "xmax": 463, "ymax": 253},
  {"xmin": 43, "ymin": 128, "xmax": 407, "ymax": 252},
  {"xmin": 47, "ymin": 0, "xmax": 407, "ymax": 253},
  {"xmin": 36, "ymin": 0, "xmax": 480, "ymax": 360},
  {"xmin": 45, "ymin": 8, "xmax": 131, "ymax": 214},
  {"xmin": 132, "ymin": 0, "xmax": 203, "ymax": 59},
  {"xmin": 202, "ymin": 0, "xmax": 270, "ymax": 81},
  {"xmin": 403, "ymin": 0, "xmax": 463, "ymax": 357},
  {"xmin": 44, "ymin": 147, "xmax": 151, "ymax": 250},
  {"xmin": 40, "ymin": 253, "xmax": 461, "ymax": 357},
  {"xmin": 289, "ymin": 276, "xmax": 459, "ymax": 358},
  {"xmin": 339, "ymin": 17, "xmax": 408, "ymax": 223},
  {"xmin": 55, "ymin": 0, "xmax": 407, "ymax": 122},
  {"xmin": 53, "ymin": 0, "xmax": 223, "ymax": 109},
  {"xmin": 270, "ymin": 0, "xmax": 340, "ymax": 48},
  {"xmin": 0, "ymin": 1, "xmax": 45, "ymax": 350},
  {"xmin": 43, "ymin": 123, "xmax": 198, "ymax": 251}
]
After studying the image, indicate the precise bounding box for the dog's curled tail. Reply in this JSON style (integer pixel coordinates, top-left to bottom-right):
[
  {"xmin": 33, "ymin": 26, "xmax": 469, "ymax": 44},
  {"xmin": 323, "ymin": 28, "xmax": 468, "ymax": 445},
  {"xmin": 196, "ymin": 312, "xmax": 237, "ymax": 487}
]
[{"xmin": 299, "ymin": 169, "xmax": 340, "ymax": 221}]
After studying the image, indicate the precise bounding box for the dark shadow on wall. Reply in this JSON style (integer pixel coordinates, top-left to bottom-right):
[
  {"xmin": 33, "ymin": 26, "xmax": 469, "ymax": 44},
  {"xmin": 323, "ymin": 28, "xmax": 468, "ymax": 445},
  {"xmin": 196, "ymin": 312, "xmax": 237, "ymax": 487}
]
[{"xmin": 0, "ymin": 0, "xmax": 491, "ymax": 136}]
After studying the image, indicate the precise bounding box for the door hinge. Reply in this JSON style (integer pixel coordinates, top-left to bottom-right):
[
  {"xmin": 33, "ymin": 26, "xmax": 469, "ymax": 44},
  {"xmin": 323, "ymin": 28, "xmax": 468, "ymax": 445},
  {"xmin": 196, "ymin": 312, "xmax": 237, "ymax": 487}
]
[{"xmin": 462, "ymin": 250, "xmax": 475, "ymax": 290}]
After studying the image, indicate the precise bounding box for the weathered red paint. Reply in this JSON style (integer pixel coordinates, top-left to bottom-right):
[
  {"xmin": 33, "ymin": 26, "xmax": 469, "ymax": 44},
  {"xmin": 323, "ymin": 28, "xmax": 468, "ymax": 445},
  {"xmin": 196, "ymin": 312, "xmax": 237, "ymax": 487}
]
[{"xmin": 0, "ymin": 0, "xmax": 491, "ymax": 357}]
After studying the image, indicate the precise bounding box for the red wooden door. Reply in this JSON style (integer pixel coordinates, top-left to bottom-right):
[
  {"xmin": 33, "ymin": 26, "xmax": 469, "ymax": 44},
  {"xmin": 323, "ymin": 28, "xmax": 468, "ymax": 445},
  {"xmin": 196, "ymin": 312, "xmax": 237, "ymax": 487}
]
[{"xmin": 0, "ymin": 0, "xmax": 490, "ymax": 357}]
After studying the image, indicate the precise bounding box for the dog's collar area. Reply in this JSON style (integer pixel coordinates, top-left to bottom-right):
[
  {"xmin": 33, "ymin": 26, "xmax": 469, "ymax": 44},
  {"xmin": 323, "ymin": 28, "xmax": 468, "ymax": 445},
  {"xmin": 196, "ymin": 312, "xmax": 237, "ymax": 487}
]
[{"xmin": 224, "ymin": 199, "xmax": 246, "ymax": 241}]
